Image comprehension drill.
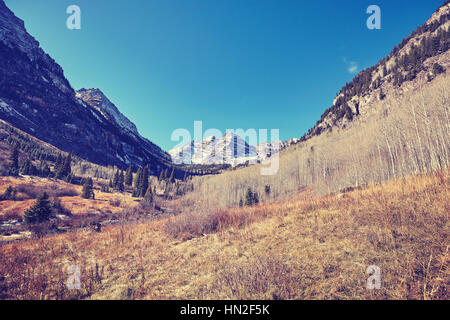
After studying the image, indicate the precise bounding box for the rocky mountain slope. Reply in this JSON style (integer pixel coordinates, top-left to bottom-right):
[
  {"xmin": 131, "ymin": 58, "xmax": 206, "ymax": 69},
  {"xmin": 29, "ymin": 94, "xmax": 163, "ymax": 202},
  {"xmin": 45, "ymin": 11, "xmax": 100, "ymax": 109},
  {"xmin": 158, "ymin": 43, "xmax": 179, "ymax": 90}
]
[
  {"xmin": 76, "ymin": 88, "xmax": 140, "ymax": 137},
  {"xmin": 0, "ymin": 0, "xmax": 170, "ymax": 174},
  {"xmin": 302, "ymin": 1, "xmax": 449, "ymax": 141}
]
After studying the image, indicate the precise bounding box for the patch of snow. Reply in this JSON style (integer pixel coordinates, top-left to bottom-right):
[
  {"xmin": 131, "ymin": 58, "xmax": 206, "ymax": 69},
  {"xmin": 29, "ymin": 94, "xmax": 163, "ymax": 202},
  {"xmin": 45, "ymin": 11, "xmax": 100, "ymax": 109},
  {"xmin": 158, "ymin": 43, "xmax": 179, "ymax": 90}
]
[{"xmin": 64, "ymin": 123, "xmax": 77, "ymax": 130}]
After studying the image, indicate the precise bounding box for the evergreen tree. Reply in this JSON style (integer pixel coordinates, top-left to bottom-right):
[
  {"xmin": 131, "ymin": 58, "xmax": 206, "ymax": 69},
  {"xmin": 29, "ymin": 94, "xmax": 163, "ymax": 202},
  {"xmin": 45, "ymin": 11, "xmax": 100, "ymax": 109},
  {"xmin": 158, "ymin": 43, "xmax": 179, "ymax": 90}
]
[
  {"xmin": 118, "ymin": 170, "xmax": 125, "ymax": 192},
  {"xmin": 24, "ymin": 192, "xmax": 52, "ymax": 224},
  {"xmin": 244, "ymin": 187, "xmax": 253, "ymax": 206},
  {"xmin": 8, "ymin": 144, "xmax": 19, "ymax": 176},
  {"xmin": 133, "ymin": 168, "xmax": 143, "ymax": 197},
  {"xmin": 141, "ymin": 165, "xmax": 149, "ymax": 197},
  {"xmin": 55, "ymin": 153, "xmax": 71, "ymax": 179},
  {"xmin": 1, "ymin": 186, "xmax": 16, "ymax": 201},
  {"xmin": 132, "ymin": 166, "xmax": 148, "ymax": 197},
  {"xmin": 265, "ymin": 185, "xmax": 271, "ymax": 196},
  {"xmin": 125, "ymin": 166, "xmax": 133, "ymax": 186},
  {"xmin": 54, "ymin": 154, "xmax": 63, "ymax": 176},
  {"xmin": 253, "ymin": 192, "xmax": 259, "ymax": 205},
  {"xmin": 169, "ymin": 168, "xmax": 175, "ymax": 183},
  {"xmin": 134, "ymin": 168, "xmax": 142, "ymax": 188},
  {"xmin": 432, "ymin": 62, "xmax": 445, "ymax": 75},
  {"xmin": 20, "ymin": 158, "xmax": 37, "ymax": 176},
  {"xmin": 379, "ymin": 88, "xmax": 386, "ymax": 100},
  {"xmin": 81, "ymin": 177, "xmax": 95, "ymax": 199},
  {"xmin": 62, "ymin": 153, "xmax": 72, "ymax": 178},
  {"xmin": 112, "ymin": 169, "xmax": 124, "ymax": 192},
  {"xmin": 112, "ymin": 169, "xmax": 120, "ymax": 190}
]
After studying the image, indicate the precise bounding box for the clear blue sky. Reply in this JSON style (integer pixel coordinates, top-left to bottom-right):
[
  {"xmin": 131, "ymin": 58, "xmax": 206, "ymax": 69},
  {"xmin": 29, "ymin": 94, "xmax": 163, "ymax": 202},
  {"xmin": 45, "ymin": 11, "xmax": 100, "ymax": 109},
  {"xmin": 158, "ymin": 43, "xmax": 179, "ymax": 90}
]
[{"xmin": 5, "ymin": 0, "xmax": 443, "ymax": 151}]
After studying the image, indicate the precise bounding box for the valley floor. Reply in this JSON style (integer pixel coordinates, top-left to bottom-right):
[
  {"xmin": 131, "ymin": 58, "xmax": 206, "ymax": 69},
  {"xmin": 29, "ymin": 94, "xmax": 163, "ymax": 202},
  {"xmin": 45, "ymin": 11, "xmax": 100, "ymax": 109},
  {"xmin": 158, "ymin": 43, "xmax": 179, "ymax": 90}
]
[{"xmin": 0, "ymin": 170, "xmax": 448, "ymax": 300}]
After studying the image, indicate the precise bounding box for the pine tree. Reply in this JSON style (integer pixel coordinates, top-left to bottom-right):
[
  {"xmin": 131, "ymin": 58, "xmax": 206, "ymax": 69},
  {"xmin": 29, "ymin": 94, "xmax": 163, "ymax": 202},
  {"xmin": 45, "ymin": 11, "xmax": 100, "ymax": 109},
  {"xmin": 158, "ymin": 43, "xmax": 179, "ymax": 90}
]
[
  {"xmin": 20, "ymin": 158, "xmax": 36, "ymax": 176},
  {"xmin": 62, "ymin": 153, "xmax": 72, "ymax": 178},
  {"xmin": 169, "ymin": 168, "xmax": 175, "ymax": 183},
  {"xmin": 432, "ymin": 62, "xmax": 445, "ymax": 75},
  {"xmin": 81, "ymin": 177, "xmax": 95, "ymax": 199},
  {"xmin": 132, "ymin": 166, "xmax": 149, "ymax": 198},
  {"xmin": 8, "ymin": 144, "xmax": 19, "ymax": 176},
  {"xmin": 55, "ymin": 153, "xmax": 71, "ymax": 179},
  {"xmin": 244, "ymin": 187, "xmax": 253, "ymax": 206},
  {"xmin": 54, "ymin": 154, "xmax": 63, "ymax": 176},
  {"xmin": 379, "ymin": 88, "xmax": 386, "ymax": 100},
  {"xmin": 253, "ymin": 192, "xmax": 259, "ymax": 205},
  {"xmin": 125, "ymin": 166, "xmax": 133, "ymax": 186},
  {"xmin": 24, "ymin": 192, "xmax": 52, "ymax": 223},
  {"xmin": 133, "ymin": 168, "xmax": 143, "ymax": 197},
  {"xmin": 112, "ymin": 169, "xmax": 119, "ymax": 190},
  {"xmin": 1, "ymin": 186, "xmax": 16, "ymax": 201},
  {"xmin": 118, "ymin": 170, "xmax": 125, "ymax": 192},
  {"xmin": 141, "ymin": 165, "xmax": 149, "ymax": 197},
  {"xmin": 265, "ymin": 185, "xmax": 271, "ymax": 196}
]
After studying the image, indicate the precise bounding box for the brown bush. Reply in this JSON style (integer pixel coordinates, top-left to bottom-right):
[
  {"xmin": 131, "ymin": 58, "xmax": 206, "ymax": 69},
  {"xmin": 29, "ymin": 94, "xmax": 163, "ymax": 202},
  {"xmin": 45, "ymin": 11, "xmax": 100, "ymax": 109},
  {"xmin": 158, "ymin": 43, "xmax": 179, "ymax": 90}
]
[
  {"xmin": 108, "ymin": 198, "xmax": 121, "ymax": 207},
  {"xmin": 15, "ymin": 183, "xmax": 78, "ymax": 199},
  {"xmin": 164, "ymin": 208, "xmax": 219, "ymax": 239},
  {"xmin": 207, "ymin": 255, "xmax": 299, "ymax": 300}
]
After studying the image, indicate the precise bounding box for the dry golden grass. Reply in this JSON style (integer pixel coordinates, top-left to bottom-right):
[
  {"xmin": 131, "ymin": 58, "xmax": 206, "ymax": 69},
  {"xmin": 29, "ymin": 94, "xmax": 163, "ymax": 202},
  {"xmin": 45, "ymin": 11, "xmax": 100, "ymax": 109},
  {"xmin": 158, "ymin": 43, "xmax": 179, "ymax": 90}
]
[
  {"xmin": 0, "ymin": 176, "xmax": 138, "ymax": 219},
  {"xmin": 0, "ymin": 169, "xmax": 448, "ymax": 300}
]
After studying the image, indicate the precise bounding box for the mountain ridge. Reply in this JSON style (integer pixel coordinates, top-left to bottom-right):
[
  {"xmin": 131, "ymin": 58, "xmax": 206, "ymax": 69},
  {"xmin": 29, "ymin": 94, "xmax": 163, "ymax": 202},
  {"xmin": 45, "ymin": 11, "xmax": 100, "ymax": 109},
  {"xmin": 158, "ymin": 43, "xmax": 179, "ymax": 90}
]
[
  {"xmin": 301, "ymin": 1, "xmax": 449, "ymax": 141},
  {"xmin": 0, "ymin": 0, "xmax": 173, "ymax": 175}
]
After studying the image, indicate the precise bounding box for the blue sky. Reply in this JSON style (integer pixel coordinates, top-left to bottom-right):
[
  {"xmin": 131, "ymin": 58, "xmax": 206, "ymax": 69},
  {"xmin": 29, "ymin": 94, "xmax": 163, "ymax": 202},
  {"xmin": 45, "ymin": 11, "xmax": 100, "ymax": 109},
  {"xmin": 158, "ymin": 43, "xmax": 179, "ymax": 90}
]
[{"xmin": 5, "ymin": 0, "xmax": 443, "ymax": 151}]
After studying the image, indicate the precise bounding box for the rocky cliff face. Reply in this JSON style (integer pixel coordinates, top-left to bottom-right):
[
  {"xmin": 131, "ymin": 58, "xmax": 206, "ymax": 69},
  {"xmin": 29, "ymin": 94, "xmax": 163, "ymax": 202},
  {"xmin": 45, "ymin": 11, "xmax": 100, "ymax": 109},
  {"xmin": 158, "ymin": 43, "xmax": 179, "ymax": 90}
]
[
  {"xmin": 0, "ymin": 0, "xmax": 170, "ymax": 173},
  {"xmin": 76, "ymin": 88, "xmax": 140, "ymax": 137}
]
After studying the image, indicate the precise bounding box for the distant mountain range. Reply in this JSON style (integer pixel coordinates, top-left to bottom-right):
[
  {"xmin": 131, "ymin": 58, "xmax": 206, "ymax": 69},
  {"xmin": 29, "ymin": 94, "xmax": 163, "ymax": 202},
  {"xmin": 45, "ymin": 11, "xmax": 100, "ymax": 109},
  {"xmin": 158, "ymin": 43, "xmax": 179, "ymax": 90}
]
[{"xmin": 169, "ymin": 132, "xmax": 300, "ymax": 166}]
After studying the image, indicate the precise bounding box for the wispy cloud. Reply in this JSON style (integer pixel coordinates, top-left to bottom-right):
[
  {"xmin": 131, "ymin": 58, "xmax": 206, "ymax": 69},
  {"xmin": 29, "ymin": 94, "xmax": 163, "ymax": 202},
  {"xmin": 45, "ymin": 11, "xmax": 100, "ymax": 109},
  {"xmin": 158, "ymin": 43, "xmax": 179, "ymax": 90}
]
[{"xmin": 342, "ymin": 57, "xmax": 358, "ymax": 74}]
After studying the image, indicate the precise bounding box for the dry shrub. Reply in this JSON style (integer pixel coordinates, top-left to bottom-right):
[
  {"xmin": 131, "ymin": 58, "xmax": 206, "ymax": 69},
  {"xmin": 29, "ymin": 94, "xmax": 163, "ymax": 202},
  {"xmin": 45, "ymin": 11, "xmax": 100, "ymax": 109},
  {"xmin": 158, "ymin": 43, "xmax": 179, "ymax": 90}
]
[
  {"xmin": 0, "ymin": 211, "xmax": 22, "ymax": 223},
  {"xmin": 108, "ymin": 198, "xmax": 121, "ymax": 207},
  {"xmin": 15, "ymin": 183, "xmax": 78, "ymax": 199},
  {"xmin": 164, "ymin": 208, "xmax": 219, "ymax": 239},
  {"xmin": 207, "ymin": 255, "xmax": 299, "ymax": 300}
]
